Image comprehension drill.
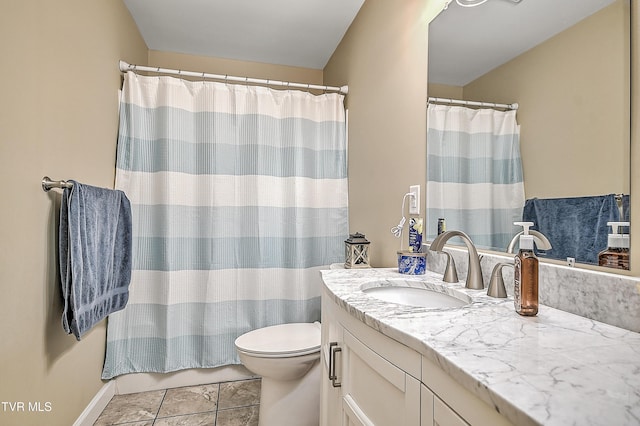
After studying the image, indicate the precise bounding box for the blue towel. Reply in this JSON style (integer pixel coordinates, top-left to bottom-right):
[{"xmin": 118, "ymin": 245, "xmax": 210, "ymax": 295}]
[
  {"xmin": 522, "ymin": 194, "xmax": 620, "ymax": 265},
  {"xmin": 59, "ymin": 181, "xmax": 132, "ymax": 340},
  {"xmin": 622, "ymin": 195, "xmax": 630, "ymax": 222}
]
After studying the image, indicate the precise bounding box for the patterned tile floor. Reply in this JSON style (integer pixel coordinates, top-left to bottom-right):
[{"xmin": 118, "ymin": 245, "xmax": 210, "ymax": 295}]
[{"xmin": 94, "ymin": 378, "xmax": 261, "ymax": 426}]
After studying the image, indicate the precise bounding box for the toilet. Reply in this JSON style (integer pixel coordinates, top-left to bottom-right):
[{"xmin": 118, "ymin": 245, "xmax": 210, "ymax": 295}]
[{"xmin": 235, "ymin": 322, "xmax": 321, "ymax": 426}]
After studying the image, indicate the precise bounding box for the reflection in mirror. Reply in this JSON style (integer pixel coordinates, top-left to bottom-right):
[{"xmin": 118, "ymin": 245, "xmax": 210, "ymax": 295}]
[{"xmin": 426, "ymin": 0, "xmax": 631, "ymax": 269}]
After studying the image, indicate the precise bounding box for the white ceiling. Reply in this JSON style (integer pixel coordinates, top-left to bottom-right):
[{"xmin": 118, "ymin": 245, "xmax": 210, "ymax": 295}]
[
  {"xmin": 123, "ymin": 0, "xmax": 365, "ymax": 70},
  {"xmin": 428, "ymin": 0, "xmax": 617, "ymax": 86},
  {"xmin": 123, "ymin": 0, "xmax": 617, "ymax": 80}
]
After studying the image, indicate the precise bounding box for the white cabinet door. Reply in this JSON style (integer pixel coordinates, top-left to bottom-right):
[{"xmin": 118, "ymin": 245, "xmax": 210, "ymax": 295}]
[
  {"xmin": 341, "ymin": 329, "xmax": 421, "ymax": 426},
  {"xmin": 422, "ymin": 356, "xmax": 513, "ymax": 426},
  {"xmin": 421, "ymin": 384, "xmax": 435, "ymax": 426},
  {"xmin": 320, "ymin": 293, "xmax": 344, "ymax": 426},
  {"xmin": 433, "ymin": 396, "xmax": 469, "ymax": 426}
]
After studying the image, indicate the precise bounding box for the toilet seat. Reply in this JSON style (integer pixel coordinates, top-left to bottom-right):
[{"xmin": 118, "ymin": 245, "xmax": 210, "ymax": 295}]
[{"xmin": 235, "ymin": 322, "xmax": 321, "ymax": 358}]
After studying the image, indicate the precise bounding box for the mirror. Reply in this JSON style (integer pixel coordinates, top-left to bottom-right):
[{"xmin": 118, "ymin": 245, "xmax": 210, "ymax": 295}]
[{"xmin": 426, "ymin": 0, "xmax": 631, "ymax": 269}]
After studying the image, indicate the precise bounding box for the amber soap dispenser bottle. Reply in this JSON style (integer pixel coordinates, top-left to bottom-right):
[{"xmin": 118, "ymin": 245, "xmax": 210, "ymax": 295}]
[{"xmin": 513, "ymin": 222, "xmax": 538, "ymax": 316}]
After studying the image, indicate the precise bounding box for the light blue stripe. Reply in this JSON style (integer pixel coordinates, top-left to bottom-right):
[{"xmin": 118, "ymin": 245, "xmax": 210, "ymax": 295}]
[
  {"xmin": 426, "ymin": 208, "xmax": 523, "ymax": 251},
  {"xmin": 133, "ymin": 236, "xmax": 345, "ymax": 270},
  {"xmin": 119, "ymin": 103, "xmax": 345, "ymax": 148},
  {"xmin": 427, "ymin": 155, "xmax": 523, "ymax": 184},
  {"xmin": 117, "ymin": 103, "xmax": 346, "ymax": 178},
  {"xmin": 427, "ymin": 128, "xmax": 520, "ymax": 160},
  {"xmin": 102, "ymin": 298, "xmax": 320, "ymax": 379},
  {"xmin": 132, "ymin": 205, "xmax": 349, "ymax": 239},
  {"xmin": 117, "ymin": 136, "xmax": 347, "ymax": 178}
]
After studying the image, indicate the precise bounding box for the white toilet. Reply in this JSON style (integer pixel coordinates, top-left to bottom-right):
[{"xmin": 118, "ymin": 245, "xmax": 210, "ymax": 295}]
[{"xmin": 235, "ymin": 322, "xmax": 321, "ymax": 426}]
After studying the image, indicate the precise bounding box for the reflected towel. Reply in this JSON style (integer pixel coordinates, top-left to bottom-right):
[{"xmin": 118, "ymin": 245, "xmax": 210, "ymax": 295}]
[
  {"xmin": 522, "ymin": 194, "xmax": 620, "ymax": 265},
  {"xmin": 622, "ymin": 195, "xmax": 631, "ymax": 222},
  {"xmin": 59, "ymin": 181, "xmax": 132, "ymax": 340}
]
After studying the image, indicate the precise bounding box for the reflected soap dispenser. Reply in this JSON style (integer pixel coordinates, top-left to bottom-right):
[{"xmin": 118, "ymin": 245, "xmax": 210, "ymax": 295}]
[
  {"xmin": 598, "ymin": 221, "xmax": 630, "ymax": 270},
  {"xmin": 513, "ymin": 221, "xmax": 538, "ymax": 316}
]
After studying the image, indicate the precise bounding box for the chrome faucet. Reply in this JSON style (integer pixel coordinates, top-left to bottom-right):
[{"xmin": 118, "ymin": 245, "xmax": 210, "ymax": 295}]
[
  {"xmin": 429, "ymin": 230, "xmax": 484, "ymax": 290},
  {"xmin": 506, "ymin": 230, "xmax": 552, "ymax": 253}
]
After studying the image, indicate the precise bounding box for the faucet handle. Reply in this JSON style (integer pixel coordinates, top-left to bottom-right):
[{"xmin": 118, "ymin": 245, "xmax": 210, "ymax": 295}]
[
  {"xmin": 487, "ymin": 262, "xmax": 513, "ymax": 298},
  {"xmin": 441, "ymin": 251, "xmax": 459, "ymax": 283}
]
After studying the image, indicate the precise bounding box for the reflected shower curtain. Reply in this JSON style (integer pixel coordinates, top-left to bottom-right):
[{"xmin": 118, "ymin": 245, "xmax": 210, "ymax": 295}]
[
  {"xmin": 426, "ymin": 104, "xmax": 524, "ymax": 251},
  {"xmin": 102, "ymin": 72, "xmax": 348, "ymax": 378}
]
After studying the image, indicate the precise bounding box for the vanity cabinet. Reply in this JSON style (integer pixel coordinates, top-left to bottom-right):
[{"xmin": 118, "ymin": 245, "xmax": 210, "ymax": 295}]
[
  {"xmin": 321, "ymin": 287, "xmax": 513, "ymax": 426},
  {"xmin": 321, "ymin": 291, "xmax": 420, "ymax": 426}
]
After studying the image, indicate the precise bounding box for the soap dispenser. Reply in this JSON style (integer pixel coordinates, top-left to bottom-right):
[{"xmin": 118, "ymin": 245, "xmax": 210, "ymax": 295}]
[
  {"xmin": 598, "ymin": 221, "xmax": 630, "ymax": 270},
  {"xmin": 513, "ymin": 221, "xmax": 538, "ymax": 316}
]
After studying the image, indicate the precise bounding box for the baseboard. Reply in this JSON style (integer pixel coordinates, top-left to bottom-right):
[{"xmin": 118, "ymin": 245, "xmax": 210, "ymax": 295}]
[
  {"xmin": 73, "ymin": 381, "xmax": 116, "ymax": 426},
  {"xmin": 114, "ymin": 365, "xmax": 259, "ymax": 394}
]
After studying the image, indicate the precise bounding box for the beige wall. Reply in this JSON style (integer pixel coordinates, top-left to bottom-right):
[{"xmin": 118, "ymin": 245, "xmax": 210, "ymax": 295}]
[
  {"xmin": 149, "ymin": 50, "xmax": 324, "ymax": 86},
  {"xmin": 324, "ymin": 0, "xmax": 447, "ymax": 267},
  {"xmin": 428, "ymin": 83, "xmax": 463, "ymax": 100},
  {"xmin": 0, "ymin": 1, "xmax": 147, "ymax": 425}
]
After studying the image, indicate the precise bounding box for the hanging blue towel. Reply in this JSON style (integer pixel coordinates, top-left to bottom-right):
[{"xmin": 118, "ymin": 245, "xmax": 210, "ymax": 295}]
[
  {"xmin": 622, "ymin": 195, "xmax": 631, "ymax": 222},
  {"xmin": 59, "ymin": 181, "xmax": 132, "ymax": 340},
  {"xmin": 522, "ymin": 194, "xmax": 620, "ymax": 265}
]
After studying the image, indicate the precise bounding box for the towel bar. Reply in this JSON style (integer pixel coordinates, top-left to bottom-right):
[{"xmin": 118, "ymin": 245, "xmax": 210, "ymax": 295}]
[{"xmin": 42, "ymin": 176, "xmax": 73, "ymax": 192}]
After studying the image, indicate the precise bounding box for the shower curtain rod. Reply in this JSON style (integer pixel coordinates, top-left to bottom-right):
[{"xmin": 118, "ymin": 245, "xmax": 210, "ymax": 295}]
[
  {"xmin": 119, "ymin": 60, "xmax": 349, "ymax": 95},
  {"xmin": 428, "ymin": 96, "xmax": 518, "ymax": 111}
]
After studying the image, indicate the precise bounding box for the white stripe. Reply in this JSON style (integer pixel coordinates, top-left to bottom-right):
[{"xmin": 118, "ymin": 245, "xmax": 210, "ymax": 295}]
[
  {"xmin": 126, "ymin": 268, "xmax": 325, "ymax": 305},
  {"xmin": 427, "ymin": 104, "xmax": 519, "ymax": 136},
  {"xmin": 426, "ymin": 182, "xmax": 525, "ymax": 210},
  {"xmin": 124, "ymin": 73, "xmax": 346, "ymax": 123},
  {"xmin": 116, "ymin": 171, "xmax": 348, "ymax": 209}
]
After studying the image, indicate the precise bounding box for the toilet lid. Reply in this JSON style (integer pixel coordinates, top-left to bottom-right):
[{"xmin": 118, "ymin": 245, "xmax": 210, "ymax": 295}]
[{"xmin": 235, "ymin": 322, "xmax": 321, "ymax": 357}]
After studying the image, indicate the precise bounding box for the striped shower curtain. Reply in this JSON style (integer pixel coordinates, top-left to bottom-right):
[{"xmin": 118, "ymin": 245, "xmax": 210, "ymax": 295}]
[
  {"xmin": 426, "ymin": 103, "xmax": 524, "ymax": 251},
  {"xmin": 102, "ymin": 72, "xmax": 348, "ymax": 379}
]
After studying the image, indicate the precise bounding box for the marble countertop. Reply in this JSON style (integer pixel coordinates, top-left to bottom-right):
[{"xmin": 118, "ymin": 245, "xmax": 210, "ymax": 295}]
[{"xmin": 320, "ymin": 267, "xmax": 640, "ymax": 426}]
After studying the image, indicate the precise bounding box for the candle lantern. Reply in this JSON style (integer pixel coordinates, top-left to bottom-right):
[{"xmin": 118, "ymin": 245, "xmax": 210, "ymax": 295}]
[{"xmin": 344, "ymin": 232, "xmax": 371, "ymax": 269}]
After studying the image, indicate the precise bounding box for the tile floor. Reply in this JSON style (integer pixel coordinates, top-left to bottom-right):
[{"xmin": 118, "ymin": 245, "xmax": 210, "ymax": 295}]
[{"xmin": 94, "ymin": 378, "xmax": 261, "ymax": 426}]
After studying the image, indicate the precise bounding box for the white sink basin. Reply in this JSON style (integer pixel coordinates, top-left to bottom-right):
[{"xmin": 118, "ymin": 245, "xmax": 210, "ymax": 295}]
[{"xmin": 361, "ymin": 284, "xmax": 470, "ymax": 308}]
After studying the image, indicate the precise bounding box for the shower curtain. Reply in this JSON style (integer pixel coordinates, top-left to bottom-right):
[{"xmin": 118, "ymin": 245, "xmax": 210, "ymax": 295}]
[
  {"xmin": 426, "ymin": 103, "xmax": 524, "ymax": 251},
  {"xmin": 102, "ymin": 72, "xmax": 348, "ymax": 379}
]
